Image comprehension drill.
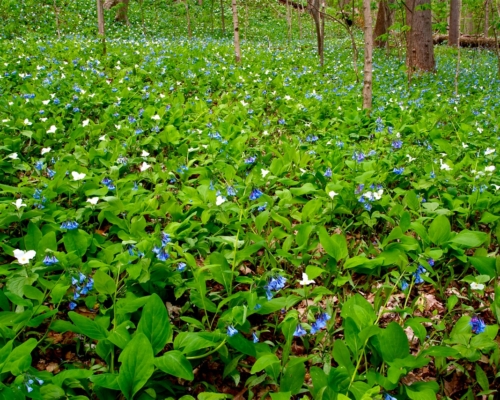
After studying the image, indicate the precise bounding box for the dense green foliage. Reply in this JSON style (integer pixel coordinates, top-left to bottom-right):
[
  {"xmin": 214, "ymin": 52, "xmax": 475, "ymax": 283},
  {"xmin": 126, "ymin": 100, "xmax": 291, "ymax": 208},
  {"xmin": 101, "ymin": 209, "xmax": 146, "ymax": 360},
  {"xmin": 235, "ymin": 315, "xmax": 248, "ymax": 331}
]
[{"xmin": 0, "ymin": 1, "xmax": 499, "ymax": 399}]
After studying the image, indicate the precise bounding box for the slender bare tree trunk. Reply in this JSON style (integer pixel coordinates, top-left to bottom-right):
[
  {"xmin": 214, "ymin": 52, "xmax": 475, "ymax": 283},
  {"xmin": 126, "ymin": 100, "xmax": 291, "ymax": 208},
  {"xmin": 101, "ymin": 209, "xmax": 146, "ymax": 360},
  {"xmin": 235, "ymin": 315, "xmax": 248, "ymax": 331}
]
[
  {"xmin": 286, "ymin": 0, "xmax": 292, "ymax": 43},
  {"xmin": 198, "ymin": 0, "xmax": 202, "ymax": 4},
  {"xmin": 97, "ymin": 0, "xmax": 106, "ymax": 55},
  {"xmin": 298, "ymin": 2, "xmax": 302, "ymax": 39},
  {"xmin": 53, "ymin": 0, "xmax": 61, "ymax": 39},
  {"xmin": 491, "ymin": 0, "xmax": 500, "ymax": 76},
  {"xmin": 406, "ymin": 0, "xmax": 435, "ymax": 73},
  {"xmin": 362, "ymin": 0, "xmax": 373, "ymax": 109},
  {"xmin": 104, "ymin": 0, "xmax": 130, "ymax": 25},
  {"xmin": 220, "ymin": 0, "xmax": 226, "ymax": 34},
  {"xmin": 309, "ymin": 0, "xmax": 324, "ymax": 66},
  {"xmin": 244, "ymin": 0, "xmax": 249, "ymax": 41},
  {"xmin": 186, "ymin": 0, "xmax": 192, "ymax": 38},
  {"xmin": 232, "ymin": 0, "xmax": 241, "ymax": 62},
  {"xmin": 484, "ymin": 0, "xmax": 490, "ymax": 37},
  {"xmin": 211, "ymin": 0, "xmax": 214, "ymax": 31},
  {"xmin": 374, "ymin": 0, "xmax": 394, "ymax": 47},
  {"xmin": 449, "ymin": 0, "xmax": 461, "ymax": 46}
]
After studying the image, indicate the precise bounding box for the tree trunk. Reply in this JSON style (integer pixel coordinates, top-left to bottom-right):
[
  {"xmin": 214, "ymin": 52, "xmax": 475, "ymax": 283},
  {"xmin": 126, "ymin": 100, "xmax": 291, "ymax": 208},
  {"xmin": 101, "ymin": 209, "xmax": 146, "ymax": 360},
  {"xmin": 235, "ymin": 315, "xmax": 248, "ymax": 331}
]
[
  {"xmin": 309, "ymin": 0, "xmax": 324, "ymax": 66},
  {"xmin": 406, "ymin": 0, "xmax": 435, "ymax": 73},
  {"xmin": 198, "ymin": 0, "xmax": 203, "ymax": 4},
  {"xmin": 104, "ymin": 0, "xmax": 130, "ymax": 25},
  {"xmin": 220, "ymin": 0, "xmax": 226, "ymax": 34},
  {"xmin": 362, "ymin": 0, "xmax": 373, "ymax": 109},
  {"xmin": 96, "ymin": 0, "xmax": 106, "ymax": 55},
  {"xmin": 231, "ymin": 0, "xmax": 241, "ymax": 62},
  {"xmin": 484, "ymin": 0, "xmax": 490, "ymax": 37},
  {"xmin": 374, "ymin": 0, "xmax": 394, "ymax": 47},
  {"xmin": 186, "ymin": 0, "xmax": 192, "ymax": 39},
  {"xmin": 53, "ymin": 0, "xmax": 61, "ymax": 39},
  {"xmin": 449, "ymin": 0, "xmax": 461, "ymax": 46},
  {"xmin": 286, "ymin": 0, "xmax": 292, "ymax": 43}
]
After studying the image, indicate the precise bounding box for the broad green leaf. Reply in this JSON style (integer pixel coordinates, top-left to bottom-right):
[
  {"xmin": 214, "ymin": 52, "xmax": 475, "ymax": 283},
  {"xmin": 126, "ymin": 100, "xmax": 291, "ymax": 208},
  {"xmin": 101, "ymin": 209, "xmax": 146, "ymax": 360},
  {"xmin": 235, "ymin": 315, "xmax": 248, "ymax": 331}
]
[
  {"xmin": 377, "ymin": 322, "xmax": 409, "ymax": 362},
  {"xmin": 118, "ymin": 333, "xmax": 155, "ymax": 400},
  {"xmin": 137, "ymin": 293, "xmax": 171, "ymax": 355},
  {"xmin": 63, "ymin": 229, "xmax": 91, "ymax": 257},
  {"xmin": 318, "ymin": 227, "xmax": 348, "ymax": 261},
  {"xmin": 449, "ymin": 230, "xmax": 487, "ymax": 248},
  {"xmin": 428, "ymin": 215, "xmax": 451, "ymax": 245},
  {"xmin": 250, "ymin": 353, "xmax": 280, "ymax": 374},
  {"xmin": 155, "ymin": 351, "xmax": 194, "ymax": 380},
  {"xmin": 68, "ymin": 312, "xmax": 108, "ymax": 340},
  {"xmin": 93, "ymin": 270, "xmax": 116, "ymax": 295}
]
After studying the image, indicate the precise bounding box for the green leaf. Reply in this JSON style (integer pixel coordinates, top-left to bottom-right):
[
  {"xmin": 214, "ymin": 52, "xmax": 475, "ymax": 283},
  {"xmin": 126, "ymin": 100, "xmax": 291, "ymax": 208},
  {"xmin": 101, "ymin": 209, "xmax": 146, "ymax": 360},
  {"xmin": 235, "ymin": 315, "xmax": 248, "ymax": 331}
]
[
  {"xmin": 93, "ymin": 270, "xmax": 117, "ymax": 295},
  {"xmin": 475, "ymin": 364, "xmax": 489, "ymax": 391},
  {"xmin": 469, "ymin": 257, "xmax": 496, "ymax": 278},
  {"xmin": 305, "ymin": 265, "xmax": 324, "ymax": 280},
  {"xmin": 137, "ymin": 293, "xmax": 171, "ymax": 355},
  {"xmin": 63, "ymin": 229, "xmax": 91, "ymax": 257},
  {"xmin": 23, "ymin": 285, "xmax": 44, "ymax": 303},
  {"xmin": 318, "ymin": 227, "xmax": 348, "ymax": 261},
  {"xmin": 428, "ymin": 215, "xmax": 451, "ymax": 245},
  {"xmin": 52, "ymin": 369, "xmax": 93, "ymax": 387},
  {"xmin": 250, "ymin": 354, "xmax": 280, "ymax": 374},
  {"xmin": 332, "ymin": 340, "xmax": 354, "ymax": 376},
  {"xmin": 25, "ymin": 221, "xmax": 42, "ymax": 252},
  {"xmin": 155, "ymin": 351, "xmax": 194, "ymax": 380},
  {"xmin": 1, "ymin": 338, "xmax": 37, "ymax": 375},
  {"xmin": 68, "ymin": 312, "xmax": 108, "ymax": 340},
  {"xmin": 449, "ymin": 230, "xmax": 488, "ymax": 248},
  {"xmin": 341, "ymin": 294, "xmax": 376, "ymax": 330},
  {"xmin": 118, "ymin": 333, "xmax": 155, "ymax": 400},
  {"xmin": 40, "ymin": 384, "xmax": 66, "ymax": 399},
  {"xmin": 38, "ymin": 231, "xmax": 58, "ymax": 254},
  {"xmin": 270, "ymin": 393, "xmax": 291, "ymax": 400},
  {"xmin": 377, "ymin": 322, "xmax": 409, "ymax": 362}
]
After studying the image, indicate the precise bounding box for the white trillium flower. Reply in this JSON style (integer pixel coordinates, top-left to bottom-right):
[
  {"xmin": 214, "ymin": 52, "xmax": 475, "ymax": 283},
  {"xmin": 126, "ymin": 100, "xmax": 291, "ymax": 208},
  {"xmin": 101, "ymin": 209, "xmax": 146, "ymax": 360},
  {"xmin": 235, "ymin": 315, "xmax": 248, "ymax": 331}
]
[
  {"xmin": 140, "ymin": 162, "xmax": 151, "ymax": 172},
  {"xmin": 115, "ymin": 124, "xmax": 121, "ymax": 130},
  {"xmin": 470, "ymin": 282, "xmax": 485, "ymax": 291},
  {"xmin": 462, "ymin": 143, "xmax": 468, "ymax": 149},
  {"xmin": 40, "ymin": 117, "xmax": 47, "ymax": 122},
  {"xmin": 72, "ymin": 171, "xmax": 86, "ymax": 181},
  {"xmin": 485, "ymin": 165, "xmax": 496, "ymax": 173},
  {"xmin": 151, "ymin": 115, "xmax": 161, "ymax": 121},
  {"xmin": 41, "ymin": 147, "xmax": 51, "ymax": 155},
  {"xmin": 261, "ymin": 169, "xmax": 270, "ymax": 178},
  {"xmin": 216, "ymin": 195, "xmax": 226, "ymax": 206},
  {"xmin": 141, "ymin": 150, "xmax": 150, "ymax": 157},
  {"xmin": 406, "ymin": 154, "xmax": 416, "ymax": 162},
  {"xmin": 87, "ymin": 197, "xmax": 99, "ymax": 205},
  {"xmin": 8, "ymin": 153, "xmax": 19, "ymax": 160},
  {"xmin": 440, "ymin": 161, "xmax": 452, "ymax": 171},
  {"xmin": 42, "ymin": 100, "xmax": 50, "ymax": 105},
  {"xmin": 13, "ymin": 249, "xmax": 36, "ymax": 265},
  {"xmin": 485, "ymin": 148, "xmax": 495, "ymax": 156},
  {"xmin": 328, "ymin": 191, "xmax": 338, "ymax": 199},
  {"xmin": 24, "ymin": 118, "xmax": 32, "ymax": 125},
  {"xmin": 12, "ymin": 198, "xmax": 27, "ymax": 209},
  {"xmin": 99, "ymin": 135, "xmax": 107, "ymax": 141},
  {"xmin": 82, "ymin": 119, "xmax": 90, "ymax": 127},
  {"xmin": 299, "ymin": 273, "xmax": 315, "ymax": 286},
  {"xmin": 492, "ymin": 184, "xmax": 500, "ymax": 191},
  {"xmin": 47, "ymin": 125, "xmax": 57, "ymax": 134}
]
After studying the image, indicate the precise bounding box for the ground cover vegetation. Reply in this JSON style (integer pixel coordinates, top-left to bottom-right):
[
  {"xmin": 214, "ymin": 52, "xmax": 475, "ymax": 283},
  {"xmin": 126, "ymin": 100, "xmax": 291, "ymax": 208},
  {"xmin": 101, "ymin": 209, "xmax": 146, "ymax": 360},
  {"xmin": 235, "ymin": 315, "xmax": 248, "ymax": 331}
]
[{"xmin": 0, "ymin": 0, "xmax": 499, "ymax": 399}]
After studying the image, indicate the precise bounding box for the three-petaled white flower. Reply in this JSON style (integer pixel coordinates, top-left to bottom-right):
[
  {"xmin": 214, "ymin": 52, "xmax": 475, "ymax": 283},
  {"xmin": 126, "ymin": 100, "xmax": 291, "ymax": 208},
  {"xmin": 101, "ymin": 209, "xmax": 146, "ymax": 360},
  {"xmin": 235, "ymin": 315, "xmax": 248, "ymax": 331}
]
[
  {"xmin": 261, "ymin": 169, "xmax": 270, "ymax": 178},
  {"xmin": 82, "ymin": 119, "xmax": 90, "ymax": 127},
  {"xmin": 115, "ymin": 125, "xmax": 121, "ymax": 130},
  {"xmin": 87, "ymin": 197, "xmax": 99, "ymax": 205},
  {"xmin": 328, "ymin": 191, "xmax": 338, "ymax": 199},
  {"xmin": 485, "ymin": 148, "xmax": 495, "ymax": 156},
  {"xmin": 8, "ymin": 153, "xmax": 18, "ymax": 160},
  {"xmin": 24, "ymin": 118, "xmax": 32, "ymax": 126},
  {"xmin": 99, "ymin": 135, "xmax": 107, "ymax": 141},
  {"xmin": 470, "ymin": 282, "xmax": 485, "ymax": 291},
  {"xmin": 406, "ymin": 154, "xmax": 416, "ymax": 162},
  {"xmin": 13, "ymin": 249, "xmax": 36, "ymax": 265},
  {"xmin": 216, "ymin": 196, "xmax": 226, "ymax": 206},
  {"xmin": 41, "ymin": 147, "xmax": 51, "ymax": 155},
  {"xmin": 151, "ymin": 115, "xmax": 161, "ymax": 121},
  {"xmin": 485, "ymin": 165, "xmax": 496, "ymax": 173},
  {"xmin": 42, "ymin": 100, "xmax": 50, "ymax": 105},
  {"xmin": 72, "ymin": 171, "xmax": 86, "ymax": 181},
  {"xmin": 141, "ymin": 150, "xmax": 150, "ymax": 157},
  {"xmin": 140, "ymin": 162, "xmax": 151, "ymax": 172},
  {"xmin": 47, "ymin": 125, "xmax": 57, "ymax": 134},
  {"xmin": 299, "ymin": 273, "xmax": 315, "ymax": 286},
  {"xmin": 12, "ymin": 198, "xmax": 27, "ymax": 209}
]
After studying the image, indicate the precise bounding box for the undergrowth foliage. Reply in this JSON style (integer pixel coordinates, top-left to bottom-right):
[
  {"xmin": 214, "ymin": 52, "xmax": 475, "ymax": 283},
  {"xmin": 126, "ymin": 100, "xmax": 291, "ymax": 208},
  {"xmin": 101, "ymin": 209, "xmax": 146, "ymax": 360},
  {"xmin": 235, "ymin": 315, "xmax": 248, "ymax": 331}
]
[{"xmin": 0, "ymin": 1, "xmax": 499, "ymax": 399}]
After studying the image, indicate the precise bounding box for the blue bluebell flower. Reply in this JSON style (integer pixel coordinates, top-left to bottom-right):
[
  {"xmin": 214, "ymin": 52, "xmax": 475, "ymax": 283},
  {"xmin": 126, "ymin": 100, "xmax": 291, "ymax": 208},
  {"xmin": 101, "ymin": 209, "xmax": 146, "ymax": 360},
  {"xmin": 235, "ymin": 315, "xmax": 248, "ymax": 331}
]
[
  {"xmin": 254, "ymin": 304, "xmax": 262, "ymax": 310},
  {"xmin": 293, "ymin": 325, "xmax": 307, "ymax": 337},
  {"xmin": 401, "ymin": 280, "xmax": 409, "ymax": 291},
  {"xmin": 249, "ymin": 188, "xmax": 263, "ymax": 201},
  {"xmin": 384, "ymin": 394, "xmax": 397, "ymax": 400},
  {"xmin": 393, "ymin": 167, "xmax": 404, "ymax": 175},
  {"xmin": 161, "ymin": 232, "xmax": 171, "ymax": 246},
  {"xmin": 324, "ymin": 168, "xmax": 332, "ymax": 178},
  {"xmin": 227, "ymin": 186, "xmax": 236, "ymax": 196},
  {"xmin": 69, "ymin": 301, "xmax": 77, "ymax": 310},
  {"xmin": 252, "ymin": 332, "xmax": 259, "ymax": 343},
  {"xmin": 392, "ymin": 140, "xmax": 403, "ymax": 150},
  {"xmin": 35, "ymin": 161, "xmax": 44, "ymax": 171},
  {"xmin": 227, "ymin": 325, "xmax": 238, "ymax": 337},
  {"xmin": 157, "ymin": 248, "xmax": 170, "ymax": 261},
  {"xmin": 470, "ymin": 316, "xmax": 486, "ymax": 334},
  {"xmin": 43, "ymin": 255, "xmax": 58, "ymax": 266},
  {"xmin": 47, "ymin": 168, "xmax": 56, "ymax": 178},
  {"xmin": 257, "ymin": 202, "xmax": 267, "ymax": 212},
  {"xmin": 177, "ymin": 262, "xmax": 187, "ymax": 271},
  {"xmin": 245, "ymin": 156, "xmax": 256, "ymax": 164},
  {"xmin": 60, "ymin": 221, "xmax": 79, "ymax": 230}
]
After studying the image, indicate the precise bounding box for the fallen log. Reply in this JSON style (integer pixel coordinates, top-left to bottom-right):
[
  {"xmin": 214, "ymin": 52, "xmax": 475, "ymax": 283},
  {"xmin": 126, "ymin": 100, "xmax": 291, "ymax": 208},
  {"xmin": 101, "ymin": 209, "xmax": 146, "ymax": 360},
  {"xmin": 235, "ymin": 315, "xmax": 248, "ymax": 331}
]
[{"xmin": 433, "ymin": 34, "xmax": 499, "ymax": 49}]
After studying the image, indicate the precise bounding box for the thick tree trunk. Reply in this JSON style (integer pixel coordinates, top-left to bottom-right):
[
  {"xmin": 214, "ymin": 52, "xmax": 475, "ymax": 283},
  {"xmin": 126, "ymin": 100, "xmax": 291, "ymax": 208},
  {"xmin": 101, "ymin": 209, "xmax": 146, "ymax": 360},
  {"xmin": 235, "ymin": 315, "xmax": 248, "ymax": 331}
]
[
  {"xmin": 434, "ymin": 34, "xmax": 500, "ymax": 48},
  {"xmin": 362, "ymin": 0, "xmax": 373, "ymax": 109},
  {"xmin": 104, "ymin": 0, "xmax": 130, "ymax": 25},
  {"xmin": 231, "ymin": 0, "xmax": 241, "ymax": 62},
  {"xmin": 374, "ymin": 0, "xmax": 394, "ymax": 47},
  {"xmin": 186, "ymin": 0, "xmax": 192, "ymax": 39},
  {"xmin": 406, "ymin": 0, "xmax": 435, "ymax": 73},
  {"xmin": 449, "ymin": 0, "xmax": 461, "ymax": 46},
  {"xmin": 484, "ymin": 0, "xmax": 490, "ymax": 37}
]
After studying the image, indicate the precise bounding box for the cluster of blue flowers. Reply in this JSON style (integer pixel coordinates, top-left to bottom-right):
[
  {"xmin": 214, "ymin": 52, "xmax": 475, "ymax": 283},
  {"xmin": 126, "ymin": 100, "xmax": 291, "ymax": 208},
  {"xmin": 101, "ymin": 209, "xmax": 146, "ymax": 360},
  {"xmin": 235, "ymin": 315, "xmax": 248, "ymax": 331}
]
[
  {"xmin": 244, "ymin": 156, "xmax": 257, "ymax": 164},
  {"xmin": 226, "ymin": 326, "xmax": 259, "ymax": 343},
  {"xmin": 265, "ymin": 274, "xmax": 286, "ymax": 300},
  {"xmin": 101, "ymin": 177, "xmax": 116, "ymax": 190},
  {"xmin": 60, "ymin": 221, "xmax": 79, "ymax": 230},
  {"xmin": 43, "ymin": 255, "xmax": 59, "ymax": 266},
  {"xmin": 152, "ymin": 232, "xmax": 171, "ymax": 261},
  {"xmin": 69, "ymin": 272, "xmax": 94, "ymax": 308},
  {"xmin": 393, "ymin": 167, "xmax": 404, "ymax": 175},
  {"xmin": 249, "ymin": 188, "xmax": 263, "ymax": 201},
  {"xmin": 293, "ymin": 312, "xmax": 331, "ymax": 337},
  {"xmin": 33, "ymin": 188, "xmax": 47, "ymax": 209},
  {"xmin": 470, "ymin": 316, "xmax": 486, "ymax": 334},
  {"xmin": 324, "ymin": 168, "xmax": 332, "ymax": 178},
  {"xmin": 24, "ymin": 375, "xmax": 44, "ymax": 393}
]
